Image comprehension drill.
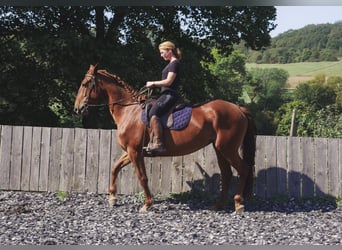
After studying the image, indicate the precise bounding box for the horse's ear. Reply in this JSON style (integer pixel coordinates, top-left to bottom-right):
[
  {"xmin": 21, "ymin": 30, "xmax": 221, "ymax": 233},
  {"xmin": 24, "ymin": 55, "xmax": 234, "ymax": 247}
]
[
  {"xmin": 89, "ymin": 63, "xmax": 99, "ymax": 73},
  {"xmin": 94, "ymin": 63, "xmax": 99, "ymax": 72}
]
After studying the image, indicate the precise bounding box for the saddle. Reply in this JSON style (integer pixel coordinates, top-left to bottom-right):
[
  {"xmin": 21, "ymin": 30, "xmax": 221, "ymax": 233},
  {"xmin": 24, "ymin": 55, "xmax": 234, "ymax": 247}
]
[{"xmin": 141, "ymin": 97, "xmax": 192, "ymax": 130}]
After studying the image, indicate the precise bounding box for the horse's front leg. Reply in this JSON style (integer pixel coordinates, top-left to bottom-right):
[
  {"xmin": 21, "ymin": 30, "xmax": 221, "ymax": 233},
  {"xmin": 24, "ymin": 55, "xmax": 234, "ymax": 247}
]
[
  {"xmin": 129, "ymin": 151, "xmax": 153, "ymax": 212},
  {"xmin": 109, "ymin": 152, "xmax": 131, "ymax": 206}
]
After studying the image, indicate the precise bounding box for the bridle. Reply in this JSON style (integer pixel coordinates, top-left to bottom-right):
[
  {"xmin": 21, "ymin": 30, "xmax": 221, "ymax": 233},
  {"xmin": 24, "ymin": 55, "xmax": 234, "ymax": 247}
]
[
  {"xmin": 79, "ymin": 71, "xmax": 153, "ymax": 152},
  {"xmin": 80, "ymin": 73, "xmax": 150, "ymax": 112},
  {"xmin": 81, "ymin": 73, "xmax": 97, "ymax": 107}
]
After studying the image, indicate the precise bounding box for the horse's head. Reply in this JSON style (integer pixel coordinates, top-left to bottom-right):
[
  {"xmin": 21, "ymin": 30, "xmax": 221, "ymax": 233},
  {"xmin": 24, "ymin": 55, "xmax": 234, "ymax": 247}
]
[{"xmin": 74, "ymin": 64, "xmax": 100, "ymax": 115}]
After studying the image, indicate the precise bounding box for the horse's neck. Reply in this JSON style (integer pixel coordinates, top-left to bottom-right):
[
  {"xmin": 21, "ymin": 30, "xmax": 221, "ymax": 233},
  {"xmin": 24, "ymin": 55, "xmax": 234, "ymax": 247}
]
[{"xmin": 106, "ymin": 83, "xmax": 140, "ymax": 125}]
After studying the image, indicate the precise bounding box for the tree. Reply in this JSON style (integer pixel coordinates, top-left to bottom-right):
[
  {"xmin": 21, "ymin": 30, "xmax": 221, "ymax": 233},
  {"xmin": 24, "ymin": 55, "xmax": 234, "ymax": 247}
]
[
  {"xmin": 242, "ymin": 68, "xmax": 289, "ymax": 135},
  {"xmin": 275, "ymin": 76, "xmax": 341, "ymax": 138},
  {"xmin": 246, "ymin": 68, "xmax": 289, "ymax": 111},
  {"xmin": 204, "ymin": 49, "xmax": 248, "ymax": 102},
  {"xmin": 0, "ymin": 6, "xmax": 276, "ymax": 127},
  {"xmin": 327, "ymin": 76, "xmax": 342, "ymax": 108},
  {"xmin": 244, "ymin": 22, "xmax": 342, "ymax": 64},
  {"xmin": 294, "ymin": 82, "xmax": 336, "ymax": 110},
  {"xmin": 275, "ymin": 100, "xmax": 316, "ymax": 136}
]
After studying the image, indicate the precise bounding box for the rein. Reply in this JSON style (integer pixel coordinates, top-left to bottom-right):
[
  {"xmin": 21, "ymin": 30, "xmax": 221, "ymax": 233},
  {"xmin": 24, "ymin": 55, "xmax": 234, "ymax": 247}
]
[{"xmin": 83, "ymin": 73, "xmax": 149, "ymax": 108}]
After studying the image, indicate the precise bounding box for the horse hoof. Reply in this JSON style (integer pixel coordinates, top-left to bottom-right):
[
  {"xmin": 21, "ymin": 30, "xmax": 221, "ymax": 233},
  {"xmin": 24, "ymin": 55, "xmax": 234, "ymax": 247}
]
[
  {"xmin": 139, "ymin": 204, "xmax": 150, "ymax": 213},
  {"xmin": 108, "ymin": 195, "xmax": 117, "ymax": 207},
  {"xmin": 234, "ymin": 204, "xmax": 245, "ymax": 214}
]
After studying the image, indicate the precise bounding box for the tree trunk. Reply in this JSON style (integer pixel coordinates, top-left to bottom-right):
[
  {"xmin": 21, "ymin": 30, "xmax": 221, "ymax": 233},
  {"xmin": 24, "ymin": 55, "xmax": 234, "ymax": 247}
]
[
  {"xmin": 95, "ymin": 6, "xmax": 105, "ymax": 41},
  {"xmin": 105, "ymin": 6, "xmax": 129, "ymax": 43}
]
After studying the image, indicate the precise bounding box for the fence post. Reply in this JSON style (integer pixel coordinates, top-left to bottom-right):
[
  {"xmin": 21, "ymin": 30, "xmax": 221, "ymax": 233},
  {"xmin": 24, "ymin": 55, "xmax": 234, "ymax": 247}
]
[{"xmin": 290, "ymin": 108, "xmax": 297, "ymax": 136}]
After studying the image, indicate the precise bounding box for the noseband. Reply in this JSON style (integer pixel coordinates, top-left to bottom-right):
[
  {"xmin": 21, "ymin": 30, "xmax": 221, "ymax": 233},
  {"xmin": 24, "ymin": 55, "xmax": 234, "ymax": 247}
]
[{"xmin": 83, "ymin": 74, "xmax": 96, "ymax": 100}]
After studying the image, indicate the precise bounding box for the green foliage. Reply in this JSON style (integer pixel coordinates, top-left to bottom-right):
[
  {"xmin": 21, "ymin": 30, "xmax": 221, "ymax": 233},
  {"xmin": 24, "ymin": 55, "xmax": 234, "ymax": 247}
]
[
  {"xmin": 242, "ymin": 68, "xmax": 288, "ymax": 134},
  {"xmin": 246, "ymin": 68, "xmax": 289, "ymax": 110},
  {"xmin": 57, "ymin": 191, "xmax": 68, "ymax": 201},
  {"xmin": 242, "ymin": 22, "xmax": 342, "ymax": 64},
  {"xmin": 327, "ymin": 76, "xmax": 342, "ymax": 108},
  {"xmin": 204, "ymin": 49, "xmax": 248, "ymax": 102},
  {"xmin": 311, "ymin": 105, "xmax": 342, "ymax": 138},
  {"xmin": 275, "ymin": 80, "xmax": 342, "ymax": 138},
  {"xmin": 294, "ymin": 78, "xmax": 336, "ymax": 110},
  {"xmin": 0, "ymin": 6, "xmax": 276, "ymax": 127},
  {"xmin": 275, "ymin": 100, "xmax": 318, "ymax": 136}
]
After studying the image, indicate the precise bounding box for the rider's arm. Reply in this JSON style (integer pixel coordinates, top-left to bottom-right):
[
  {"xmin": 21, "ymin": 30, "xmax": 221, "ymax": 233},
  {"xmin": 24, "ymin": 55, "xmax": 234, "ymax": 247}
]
[{"xmin": 146, "ymin": 72, "xmax": 176, "ymax": 88}]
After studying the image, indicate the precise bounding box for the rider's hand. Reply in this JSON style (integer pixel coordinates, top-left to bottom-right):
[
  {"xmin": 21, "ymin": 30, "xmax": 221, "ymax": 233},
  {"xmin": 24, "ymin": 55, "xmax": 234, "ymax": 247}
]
[{"xmin": 146, "ymin": 81, "xmax": 155, "ymax": 88}]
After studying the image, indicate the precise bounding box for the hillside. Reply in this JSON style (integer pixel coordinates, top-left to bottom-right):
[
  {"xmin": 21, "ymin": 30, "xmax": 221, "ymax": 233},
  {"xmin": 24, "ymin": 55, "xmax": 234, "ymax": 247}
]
[
  {"xmin": 246, "ymin": 60, "xmax": 342, "ymax": 88},
  {"xmin": 241, "ymin": 22, "xmax": 342, "ymax": 64}
]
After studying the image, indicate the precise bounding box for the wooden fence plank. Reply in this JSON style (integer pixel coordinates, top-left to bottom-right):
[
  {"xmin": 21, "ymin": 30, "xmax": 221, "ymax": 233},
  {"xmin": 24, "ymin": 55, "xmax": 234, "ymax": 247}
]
[
  {"xmin": 339, "ymin": 140, "xmax": 342, "ymax": 198},
  {"xmin": 120, "ymin": 163, "xmax": 137, "ymax": 195},
  {"xmin": 171, "ymin": 156, "xmax": 183, "ymax": 194},
  {"xmin": 110, "ymin": 130, "xmax": 123, "ymax": 194},
  {"xmin": 73, "ymin": 128, "xmax": 87, "ymax": 192},
  {"xmin": 112, "ymin": 130, "xmax": 135, "ymax": 195},
  {"xmin": 30, "ymin": 127, "xmax": 42, "ymax": 191},
  {"xmin": 327, "ymin": 138, "xmax": 339, "ymax": 197},
  {"xmin": 118, "ymin": 165, "xmax": 129, "ymax": 195},
  {"xmin": 205, "ymin": 145, "xmax": 221, "ymax": 195},
  {"xmin": 182, "ymin": 153, "xmax": 194, "ymax": 192},
  {"xmin": 276, "ymin": 136, "xmax": 288, "ymax": 195},
  {"xmin": 0, "ymin": 125, "xmax": 12, "ymax": 190},
  {"xmin": 39, "ymin": 127, "xmax": 51, "ymax": 191},
  {"xmin": 255, "ymin": 136, "xmax": 266, "ymax": 198},
  {"xmin": 160, "ymin": 156, "xmax": 172, "ymax": 196},
  {"xmin": 192, "ymin": 149, "xmax": 206, "ymax": 192},
  {"xmin": 60, "ymin": 128, "xmax": 75, "ymax": 192},
  {"xmin": 85, "ymin": 129, "xmax": 100, "ymax": 192},
  {"xmin": 287, "ymin": 137, "xmax": 301, "ymax": 197},
  {"xmin": 48, "ymin": 127, "xmax": 62, "ymax": 192},
  {"xmin": 149, "ymin": 157, "xmax": 161, "ymax": 195},
  {"xmin": 315, "ymin": 138, "xmax": 328, "ymax": 196},
  {"xmin": 2, "ymin": 125, "xmax": 342, "ymax": 198},
  {"xmin": 98, "ymin": 129, "xmax": 112, "ymax": 194},
  {"xmin": 21, "ymin": 126, "xmax": 33, "ymax": 191},
  {"xmin": 10, "ymin": 126, "xmax": 23, "ymax": 190},
  {"xmin": 265, "ymin": 136, "xmax": 277, "ymax": 198},
  {"xmin": 301, "ymin": 137, "xmax": 315, "ymax": 197}
]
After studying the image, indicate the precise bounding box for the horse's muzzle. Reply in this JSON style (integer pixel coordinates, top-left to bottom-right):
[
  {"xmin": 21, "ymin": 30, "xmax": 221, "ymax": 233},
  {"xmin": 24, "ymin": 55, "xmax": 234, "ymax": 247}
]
[{"xmin": 74, "ymin": 103, "xmax": 88, "ymax": 115}]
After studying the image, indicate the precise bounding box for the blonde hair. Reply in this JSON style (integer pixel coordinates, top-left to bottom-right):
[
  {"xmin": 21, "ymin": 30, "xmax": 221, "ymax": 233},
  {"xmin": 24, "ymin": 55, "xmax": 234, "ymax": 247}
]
[{"xmin": 159, "ymin": 41, "xmax": 182, "ymax": 60}]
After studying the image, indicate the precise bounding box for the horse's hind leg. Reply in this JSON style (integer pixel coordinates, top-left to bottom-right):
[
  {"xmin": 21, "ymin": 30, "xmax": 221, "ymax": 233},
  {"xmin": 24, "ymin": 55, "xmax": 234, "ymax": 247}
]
[
  {"xmin": 215, "ymin": 142, "xmax": 249, "ymax": 213},
  {"xmin": 109, "ymin": 152, "xmax": 131, "ymax": 206},
  {"xmin": 214, "ymin": 148, "xmax": 233, "ymax": 211},
  {"xmin": 228, "ymin": 154, "xmax": 249, "ymax": 213}
]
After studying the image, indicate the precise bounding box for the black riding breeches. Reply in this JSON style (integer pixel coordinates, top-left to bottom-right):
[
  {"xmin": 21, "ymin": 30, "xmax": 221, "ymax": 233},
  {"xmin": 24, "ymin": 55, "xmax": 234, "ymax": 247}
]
[{"xmin": 148, "ymin": 92, "xmax": 178, "ymax": 119}]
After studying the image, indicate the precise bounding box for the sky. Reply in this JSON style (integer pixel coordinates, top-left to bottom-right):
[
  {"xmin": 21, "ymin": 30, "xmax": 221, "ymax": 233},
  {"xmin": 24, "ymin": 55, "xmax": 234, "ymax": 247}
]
[{"xmin": 270, "ymin": 6, "xmax": 342, "ymax": 37}]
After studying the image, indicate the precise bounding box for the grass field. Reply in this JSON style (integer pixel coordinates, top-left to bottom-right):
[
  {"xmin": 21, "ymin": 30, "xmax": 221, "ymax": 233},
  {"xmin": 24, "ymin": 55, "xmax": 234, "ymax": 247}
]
[{"xmin": 246, "ymin": 60, "xmax": 342, "ymax": 88}]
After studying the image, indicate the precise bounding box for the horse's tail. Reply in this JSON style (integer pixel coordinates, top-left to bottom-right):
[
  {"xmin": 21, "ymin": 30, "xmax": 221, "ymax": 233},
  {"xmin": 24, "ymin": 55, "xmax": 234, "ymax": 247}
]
[{"xmin": 240, "ymin": 106, "xmax": 256, "ymax": 198}]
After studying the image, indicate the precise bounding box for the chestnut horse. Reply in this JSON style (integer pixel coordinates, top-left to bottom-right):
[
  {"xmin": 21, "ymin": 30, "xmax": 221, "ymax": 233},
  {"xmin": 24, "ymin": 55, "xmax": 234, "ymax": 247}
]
[{"xmin": 74, "ymin": 64, "xmax": 256, "ymax": 213}]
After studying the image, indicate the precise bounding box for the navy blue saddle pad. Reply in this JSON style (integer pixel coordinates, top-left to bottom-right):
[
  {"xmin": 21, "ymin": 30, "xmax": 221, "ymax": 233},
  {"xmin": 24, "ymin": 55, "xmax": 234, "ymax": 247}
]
[{"xmin": 141, "ymin": 106, "xmax": 192, "ymax": 130}]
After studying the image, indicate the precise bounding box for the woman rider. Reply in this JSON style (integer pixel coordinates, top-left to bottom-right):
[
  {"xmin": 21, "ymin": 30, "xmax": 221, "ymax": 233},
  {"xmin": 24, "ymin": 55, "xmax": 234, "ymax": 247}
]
[{"xmin": 145, "ymin": 41, "xmax": 182, "ymax": 153}]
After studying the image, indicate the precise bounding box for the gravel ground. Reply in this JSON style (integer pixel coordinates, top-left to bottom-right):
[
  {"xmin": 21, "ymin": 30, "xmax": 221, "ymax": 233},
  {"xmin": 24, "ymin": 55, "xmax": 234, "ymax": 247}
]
[{"xmin": 0, "ymin": 191, "xmax": 341, "ymax": 245}]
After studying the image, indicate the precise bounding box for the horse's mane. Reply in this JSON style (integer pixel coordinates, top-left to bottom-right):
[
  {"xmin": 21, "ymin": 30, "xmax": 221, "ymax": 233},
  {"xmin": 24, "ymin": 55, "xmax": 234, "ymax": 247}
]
[{"xmin": 96, "ymin": 69, "xmax": 145, "ymax": 101}]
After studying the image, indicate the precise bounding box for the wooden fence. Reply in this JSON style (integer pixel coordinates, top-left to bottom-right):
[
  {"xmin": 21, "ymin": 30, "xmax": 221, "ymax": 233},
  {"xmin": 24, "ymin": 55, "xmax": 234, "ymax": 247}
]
[{"xmin": 0, "ymin": 125, "xmax": 341, "ymax": 198}]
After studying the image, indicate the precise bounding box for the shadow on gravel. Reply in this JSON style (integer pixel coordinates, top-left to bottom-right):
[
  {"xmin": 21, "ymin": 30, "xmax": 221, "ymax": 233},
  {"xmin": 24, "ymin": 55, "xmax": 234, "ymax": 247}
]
[{"xmin": 166, "ymin": 165, "xmax": 338, "ymax": 214}]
